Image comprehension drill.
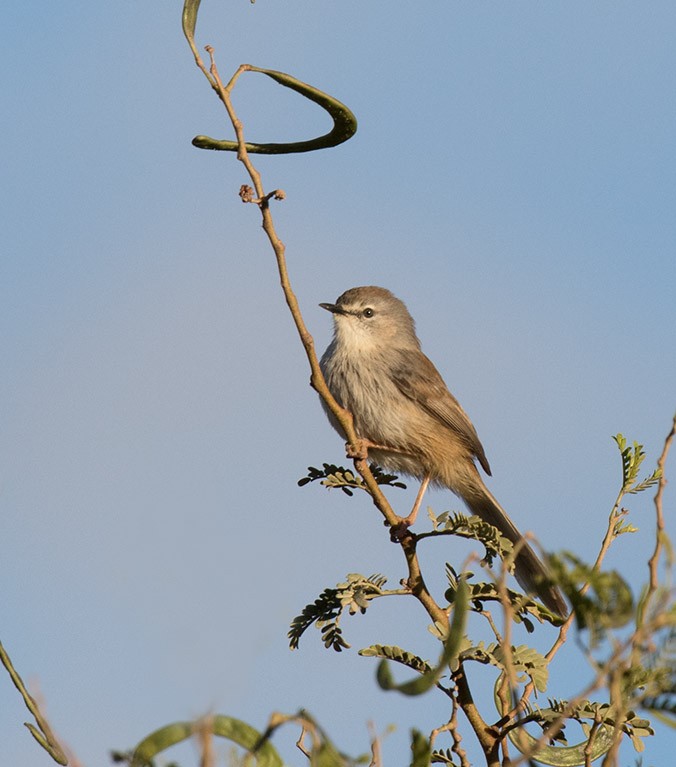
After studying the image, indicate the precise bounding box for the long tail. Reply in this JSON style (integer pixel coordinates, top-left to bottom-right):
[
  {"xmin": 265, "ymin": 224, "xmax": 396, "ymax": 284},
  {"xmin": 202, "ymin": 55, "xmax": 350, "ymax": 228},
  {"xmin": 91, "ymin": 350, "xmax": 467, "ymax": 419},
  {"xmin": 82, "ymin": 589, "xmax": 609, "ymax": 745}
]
[{"xmin": 459, "ymin": 477, "xmax": 568, "ymax": 617}]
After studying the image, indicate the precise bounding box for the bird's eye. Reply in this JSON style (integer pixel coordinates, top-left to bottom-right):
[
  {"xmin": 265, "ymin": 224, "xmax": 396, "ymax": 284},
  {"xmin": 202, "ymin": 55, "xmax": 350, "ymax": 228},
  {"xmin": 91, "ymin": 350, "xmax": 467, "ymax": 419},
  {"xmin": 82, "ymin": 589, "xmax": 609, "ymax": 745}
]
[{"xmin": 362, "ymin": 307, "xmax": 375, "ymax": 318}]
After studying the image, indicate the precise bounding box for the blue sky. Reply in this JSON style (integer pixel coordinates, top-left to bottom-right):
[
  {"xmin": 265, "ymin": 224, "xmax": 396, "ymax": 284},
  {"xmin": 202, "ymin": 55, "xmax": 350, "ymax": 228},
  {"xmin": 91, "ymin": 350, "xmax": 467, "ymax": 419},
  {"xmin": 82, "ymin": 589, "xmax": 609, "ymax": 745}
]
[{"xmin": 2, "ymin": 2, "xmax": 675, "ymax": 765}]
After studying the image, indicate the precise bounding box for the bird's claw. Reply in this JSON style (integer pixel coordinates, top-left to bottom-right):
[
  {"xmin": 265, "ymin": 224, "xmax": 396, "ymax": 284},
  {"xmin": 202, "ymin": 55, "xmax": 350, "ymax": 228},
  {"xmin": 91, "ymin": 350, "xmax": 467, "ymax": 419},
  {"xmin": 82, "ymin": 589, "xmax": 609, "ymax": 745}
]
[
  {"xmin": 389, "ymin": 520, "xmax": 414, "ymax": 543},
  {"xmin": 345, "ymin": 439, "xmax": 370, "ymax": 461}
]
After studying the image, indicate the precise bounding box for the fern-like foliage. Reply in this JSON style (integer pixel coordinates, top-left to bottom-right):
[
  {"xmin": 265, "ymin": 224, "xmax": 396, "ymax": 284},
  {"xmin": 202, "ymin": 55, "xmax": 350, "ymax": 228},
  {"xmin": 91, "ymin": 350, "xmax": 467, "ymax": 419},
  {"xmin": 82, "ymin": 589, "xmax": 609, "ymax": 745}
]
[
  {"xmin": 444, "ymin": 566, "xmax": 564, "ymax": 628},
  {"xmin": 613, "ymin": 434, "xmax": 662, "ymax": 495},
  {"xmin": 613, "ymin": 511, "xmax": 639, "ymax": 536},
  {"xmin": 539, "ymin": 699, "xmax": 655, "ymax": 751},
  {"xmin": 298, "ymin": 463, "xmax": 406, "ymax": 496},
  {"xmin": 427, "ymin": 511, "xmax": 514, "ymax": 567},
  {"xmin": 359, "ymin": 644, "xmax": 433, "ymax": 676},
  {"xmin": 336, "ymin": 572, "xmax": 388, "ymax": 613},
  {"xmin": 289, "ymin": 574, "xmax": 389, "ymax": 651},
  {"xmin": 451, "ymin": 640, "xmax": 549, "ymax": 691},
  {"xmin": 288, "ymin": 587, "xmax": 347, "ymax": 651}
]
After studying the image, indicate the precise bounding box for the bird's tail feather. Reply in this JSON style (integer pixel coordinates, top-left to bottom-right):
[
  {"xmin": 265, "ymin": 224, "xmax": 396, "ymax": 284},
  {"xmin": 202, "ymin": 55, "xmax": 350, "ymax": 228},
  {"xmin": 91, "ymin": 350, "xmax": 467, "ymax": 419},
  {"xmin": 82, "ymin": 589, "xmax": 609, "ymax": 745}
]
[{"xmin": 462, "ymin": 482, "xmax": 568, "ymax": 617}]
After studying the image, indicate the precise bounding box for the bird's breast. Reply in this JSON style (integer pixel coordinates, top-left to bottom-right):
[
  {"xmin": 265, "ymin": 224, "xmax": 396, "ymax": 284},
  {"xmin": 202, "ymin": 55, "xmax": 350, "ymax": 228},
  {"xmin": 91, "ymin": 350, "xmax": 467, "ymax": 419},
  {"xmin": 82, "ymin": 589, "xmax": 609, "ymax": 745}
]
[{"xmin": 321, "ymin": 347, "xmax": 423, "ymax": 450}]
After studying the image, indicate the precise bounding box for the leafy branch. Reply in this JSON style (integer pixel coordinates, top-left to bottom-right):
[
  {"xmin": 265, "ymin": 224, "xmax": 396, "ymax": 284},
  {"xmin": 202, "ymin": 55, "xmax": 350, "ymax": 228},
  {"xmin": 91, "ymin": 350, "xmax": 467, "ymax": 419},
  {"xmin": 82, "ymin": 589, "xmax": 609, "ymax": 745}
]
[
  {"xmin": 421, "ymin": 511, "xmax": 514, "ymax": 568},
  {"xmin": 613, "ymin": 435, "xmax": 662, "ymax": 495},
  {"xmin": 288, "ymin": 573, "xmax": 396, "ymax": 651},
  {"xmin": 450, "ymin": 576, "xmax": 563, "ymax": 631},
  {"xmin": 298, "ymin": 463, "xmax": 406, "ymax": 496}
]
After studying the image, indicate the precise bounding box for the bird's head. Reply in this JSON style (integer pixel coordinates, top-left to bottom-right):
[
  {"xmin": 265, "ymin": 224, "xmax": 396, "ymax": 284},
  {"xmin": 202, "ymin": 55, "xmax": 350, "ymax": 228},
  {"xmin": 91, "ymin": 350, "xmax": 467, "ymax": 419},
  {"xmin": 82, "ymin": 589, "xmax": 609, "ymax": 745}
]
[{"xmin": 320, "ymin": 286, "xmax": 420, "ymax": 351}]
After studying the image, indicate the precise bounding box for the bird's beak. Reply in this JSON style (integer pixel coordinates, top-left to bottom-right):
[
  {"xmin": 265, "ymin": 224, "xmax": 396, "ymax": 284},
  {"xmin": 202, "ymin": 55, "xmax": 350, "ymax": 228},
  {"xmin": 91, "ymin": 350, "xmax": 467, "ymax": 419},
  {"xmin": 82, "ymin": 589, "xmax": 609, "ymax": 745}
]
[{"xmin": 319, "ymin": 302, "xmax": 347, "ymax": 315}]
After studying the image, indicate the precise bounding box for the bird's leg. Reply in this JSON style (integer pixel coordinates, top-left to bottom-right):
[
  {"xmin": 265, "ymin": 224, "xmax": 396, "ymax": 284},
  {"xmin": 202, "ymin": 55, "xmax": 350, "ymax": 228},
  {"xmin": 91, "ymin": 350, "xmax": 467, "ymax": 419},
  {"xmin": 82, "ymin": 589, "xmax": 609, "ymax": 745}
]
[
  {"xmin": 401, "ymin": 475, "xmax": 431, "ymax": 527},
  {"xmin": 390, "ymin": 476, "xmax": 431, "ymax": 542},
  {"xmin": 345, "ymin": 439, "xmax": 418, "ymax": 461}
]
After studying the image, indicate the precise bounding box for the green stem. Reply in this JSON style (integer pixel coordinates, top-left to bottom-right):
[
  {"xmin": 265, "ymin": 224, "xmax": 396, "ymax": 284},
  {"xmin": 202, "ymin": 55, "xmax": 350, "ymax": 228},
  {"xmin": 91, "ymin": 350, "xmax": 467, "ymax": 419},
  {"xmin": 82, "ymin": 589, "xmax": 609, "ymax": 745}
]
[{"xmin": 0, "ymin": 641, "xmax": 68, "ymax": 765}]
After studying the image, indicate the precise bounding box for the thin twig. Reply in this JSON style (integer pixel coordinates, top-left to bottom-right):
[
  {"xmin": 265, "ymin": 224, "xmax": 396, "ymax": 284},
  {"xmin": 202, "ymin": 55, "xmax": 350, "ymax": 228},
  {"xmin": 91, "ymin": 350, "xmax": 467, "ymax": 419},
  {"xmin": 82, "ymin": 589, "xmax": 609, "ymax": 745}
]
[
  {"xmin": 367, "ymin": 721, "xmax": 382, "ymax": 767},
  {"xmin": 648, "ymin": 414, "xmax": 675, "ymax": 593},
  {"xmin": 431, "ymin": 694, "xmax": 471, "ymax": 767},
  {"xmin": 196, "ymin": 716, "xmax": 215, "ymax": 767},
  {"xmin": 191, "ymin": 39, "xmax": 496, "ymax": 758},
  {"xmin": 198, "ymin": 42, "xmax": 449, "ymax": 623},
  {"xmin": 449, "ymin": 689, "xmax": 472, "ymax": 767},
  {"xmin": 295, "ymin": 726, "xmax": 312, "ymax": 759},
  {"xmin": 584, "ymin": 721, "xmax": 602, "ymax": 767},
  {"xmin": 202, "ymin": 47, "xmax": 405, "ymax": 533}
]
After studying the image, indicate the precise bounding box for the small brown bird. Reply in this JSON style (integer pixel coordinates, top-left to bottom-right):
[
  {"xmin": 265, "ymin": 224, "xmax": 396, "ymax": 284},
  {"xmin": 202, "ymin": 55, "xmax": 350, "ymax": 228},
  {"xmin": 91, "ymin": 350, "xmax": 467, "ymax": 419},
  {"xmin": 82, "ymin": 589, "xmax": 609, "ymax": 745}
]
[{"xmin": 319, "ymin": 286, "xmax": 567, "ymax": 617}]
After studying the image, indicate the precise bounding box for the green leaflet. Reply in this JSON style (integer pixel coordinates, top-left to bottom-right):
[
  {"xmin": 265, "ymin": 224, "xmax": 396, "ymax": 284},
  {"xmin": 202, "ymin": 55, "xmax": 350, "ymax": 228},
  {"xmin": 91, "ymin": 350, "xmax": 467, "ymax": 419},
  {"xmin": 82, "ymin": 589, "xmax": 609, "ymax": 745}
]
[
  {"xmin": 182, "ymin": 0, "xmax": 201, "ymax": 59},
  {"xmin": 360, "ymin": 645, "xmax": 433, "ymax": 677}
]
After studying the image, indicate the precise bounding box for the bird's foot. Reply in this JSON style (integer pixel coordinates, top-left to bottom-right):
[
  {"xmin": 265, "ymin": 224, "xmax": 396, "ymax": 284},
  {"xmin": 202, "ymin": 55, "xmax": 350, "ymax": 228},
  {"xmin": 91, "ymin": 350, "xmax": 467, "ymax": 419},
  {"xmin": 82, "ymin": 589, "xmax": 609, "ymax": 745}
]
[
  {"xmin": 345, "ymin": 438, "xmax": 372, "ymax": 461},
  {"xmin": 346, "ymin": 438, "xmax": 415, "ymax": 462},
  {"xmin": 389, "ymin": 520, "xmax": 415, "ymax": 543}
]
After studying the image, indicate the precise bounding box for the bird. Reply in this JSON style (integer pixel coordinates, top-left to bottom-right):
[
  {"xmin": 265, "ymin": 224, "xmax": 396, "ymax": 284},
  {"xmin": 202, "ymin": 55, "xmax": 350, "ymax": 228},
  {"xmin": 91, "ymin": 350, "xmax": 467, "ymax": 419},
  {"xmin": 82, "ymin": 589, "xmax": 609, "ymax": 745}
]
[{"xmin": 319, "ymin": 285, "xmax": 567, "ymax": 616}]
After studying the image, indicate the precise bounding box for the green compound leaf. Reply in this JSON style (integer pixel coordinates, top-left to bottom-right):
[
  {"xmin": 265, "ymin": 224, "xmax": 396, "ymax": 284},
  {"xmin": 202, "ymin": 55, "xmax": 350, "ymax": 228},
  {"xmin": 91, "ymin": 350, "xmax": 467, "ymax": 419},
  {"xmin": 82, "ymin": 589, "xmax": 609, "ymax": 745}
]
[
  {"xmin": 428, "ymin": 512, "xmax": 514, "ymax": 568},
  {"xmin": 359, "ymin": 645, "xmax": 433, "ymax": 676},
  {"xmin": 289, "ymin": 574, "xmax": 389, "ymax": 651},
  {"xmin": 612, "ymin": 434, "xmax": 661, "ymax": 494},
  {"xmin": 298, "ymin": 463, "xmax": 406, "ymax": 495},
  {"xmin": 444, "ymin": 567, "xmax": 564, "ymax": 628},
  {"xmin": 458, "ymin": 641, "xmax": 548, "ymax": 692}
]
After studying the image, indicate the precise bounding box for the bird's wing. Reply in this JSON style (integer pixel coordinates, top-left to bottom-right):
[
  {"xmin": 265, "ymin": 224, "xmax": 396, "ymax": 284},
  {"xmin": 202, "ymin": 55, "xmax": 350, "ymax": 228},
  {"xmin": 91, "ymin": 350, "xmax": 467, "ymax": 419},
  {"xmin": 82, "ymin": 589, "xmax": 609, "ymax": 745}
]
[{"xmin": 390, "ymin": 349, "xmax": 492, "ymax": 475}]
